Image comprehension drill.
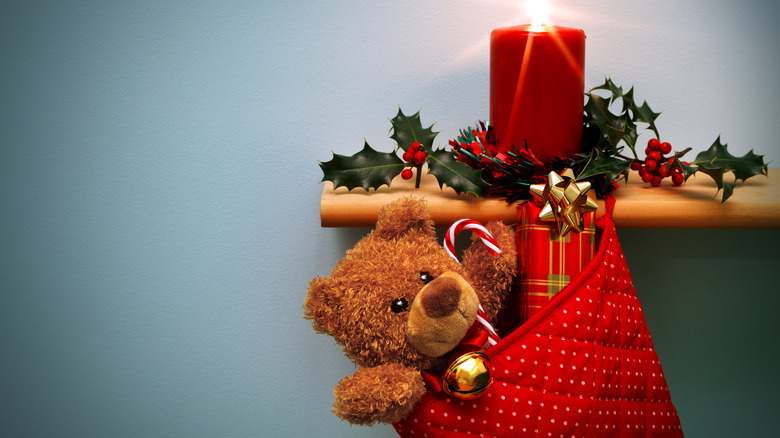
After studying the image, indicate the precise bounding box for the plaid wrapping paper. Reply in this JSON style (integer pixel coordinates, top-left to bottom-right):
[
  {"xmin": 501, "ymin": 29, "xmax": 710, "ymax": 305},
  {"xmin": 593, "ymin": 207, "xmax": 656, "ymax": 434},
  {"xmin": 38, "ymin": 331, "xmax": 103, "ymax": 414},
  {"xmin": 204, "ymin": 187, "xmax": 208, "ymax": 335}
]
[{"xmin": 515, "ymin": 200, "xmax": 597, "ymax": 322}]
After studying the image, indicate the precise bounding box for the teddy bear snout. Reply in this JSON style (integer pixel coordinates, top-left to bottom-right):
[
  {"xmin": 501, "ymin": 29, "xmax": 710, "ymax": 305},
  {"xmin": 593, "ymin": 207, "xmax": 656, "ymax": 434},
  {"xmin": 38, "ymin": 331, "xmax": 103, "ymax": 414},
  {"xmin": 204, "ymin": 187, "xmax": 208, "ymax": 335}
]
[
  {"xmin": 419, "ymin": 276, "xmax": 461, "ymax": 318},
  {"xmin": 407, "ymin": 272, "xmax": 480, "ymax": 358}
]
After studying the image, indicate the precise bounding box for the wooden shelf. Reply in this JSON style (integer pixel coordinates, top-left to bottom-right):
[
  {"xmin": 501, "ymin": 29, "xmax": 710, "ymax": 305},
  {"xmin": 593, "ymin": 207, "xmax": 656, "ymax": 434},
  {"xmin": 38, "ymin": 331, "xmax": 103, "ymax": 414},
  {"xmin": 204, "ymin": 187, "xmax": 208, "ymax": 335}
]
[{"xmin": 320, "ymin": 169, "xmax": 780, "ymax": 228}]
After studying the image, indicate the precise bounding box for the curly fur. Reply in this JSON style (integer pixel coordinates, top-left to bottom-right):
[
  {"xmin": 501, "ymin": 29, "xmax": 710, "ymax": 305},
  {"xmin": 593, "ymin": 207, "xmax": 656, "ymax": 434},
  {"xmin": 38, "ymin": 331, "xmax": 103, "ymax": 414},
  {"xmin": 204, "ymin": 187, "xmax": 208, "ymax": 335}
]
[{"xmin": 334, "ymin": 363, "xmax": 427, "ymax": 425}]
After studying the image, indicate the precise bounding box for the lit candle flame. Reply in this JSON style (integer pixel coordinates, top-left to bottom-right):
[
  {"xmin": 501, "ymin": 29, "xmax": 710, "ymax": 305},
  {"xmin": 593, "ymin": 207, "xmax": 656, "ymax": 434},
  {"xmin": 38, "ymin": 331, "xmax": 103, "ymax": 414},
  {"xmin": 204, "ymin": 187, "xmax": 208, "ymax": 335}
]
[{"xmin": 526, "ymin": 0, "xmax": 550, "ymax": 29}]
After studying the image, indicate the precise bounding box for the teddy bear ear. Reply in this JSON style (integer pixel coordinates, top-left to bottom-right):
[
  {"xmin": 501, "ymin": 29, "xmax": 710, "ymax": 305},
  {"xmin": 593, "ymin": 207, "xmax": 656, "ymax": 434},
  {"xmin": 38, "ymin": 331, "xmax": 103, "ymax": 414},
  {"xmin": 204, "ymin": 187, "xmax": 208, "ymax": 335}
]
[
  {"xmin": 303, "ymin": 276, "xmax": 343, "ymax": 336},
  {"xmin": 374, "ymin": 197, "xmax": 435, "ymax": 239}
]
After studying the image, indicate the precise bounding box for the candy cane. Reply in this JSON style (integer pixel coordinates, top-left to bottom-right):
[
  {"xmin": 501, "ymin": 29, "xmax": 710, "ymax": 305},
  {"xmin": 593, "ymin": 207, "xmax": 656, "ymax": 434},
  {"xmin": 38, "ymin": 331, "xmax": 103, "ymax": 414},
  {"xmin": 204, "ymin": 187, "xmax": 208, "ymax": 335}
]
[
  {"xmin": 444, "ymin": 219, "xmax": 501, "ymax": 262},
  {"xmin": 444, "ymin": 219, "xmax": 502, "ymax": 345},
  {"xmin": 477, "ymin": 305, "xmax": 499, "ymax": 346}
]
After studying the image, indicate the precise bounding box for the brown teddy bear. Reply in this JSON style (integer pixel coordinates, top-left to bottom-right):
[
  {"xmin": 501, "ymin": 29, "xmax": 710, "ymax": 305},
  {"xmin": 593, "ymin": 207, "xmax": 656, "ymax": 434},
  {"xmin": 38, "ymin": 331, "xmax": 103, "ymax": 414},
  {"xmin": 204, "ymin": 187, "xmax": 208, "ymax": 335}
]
[{"xmin": 304, "ymin": 197, "xmax": 516, "ymax": 425}]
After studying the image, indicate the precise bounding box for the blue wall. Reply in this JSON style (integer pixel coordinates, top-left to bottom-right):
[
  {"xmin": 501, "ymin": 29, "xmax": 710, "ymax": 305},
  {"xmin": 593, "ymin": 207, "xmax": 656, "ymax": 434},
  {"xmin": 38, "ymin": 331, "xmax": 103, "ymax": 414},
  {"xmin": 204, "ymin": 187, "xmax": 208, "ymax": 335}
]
[{"xmin": 1, "ymin": 1, "xmax": 778, "ymax": 437}]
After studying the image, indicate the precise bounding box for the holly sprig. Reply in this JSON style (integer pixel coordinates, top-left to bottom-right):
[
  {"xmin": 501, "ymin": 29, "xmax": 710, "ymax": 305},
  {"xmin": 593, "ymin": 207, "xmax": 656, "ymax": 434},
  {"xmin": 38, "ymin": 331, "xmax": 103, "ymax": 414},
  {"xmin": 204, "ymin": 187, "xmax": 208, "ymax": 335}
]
[
  {"xmin": 319, "ymin": 108, "xmax": 487, "ymax": 196},
  {"xmin": 579, "ymin": 78, "xmax": 768, "ymax": 202},
  {"xmin": 320, "ymin": 79, "xmax": 768, "ymax": 203}
]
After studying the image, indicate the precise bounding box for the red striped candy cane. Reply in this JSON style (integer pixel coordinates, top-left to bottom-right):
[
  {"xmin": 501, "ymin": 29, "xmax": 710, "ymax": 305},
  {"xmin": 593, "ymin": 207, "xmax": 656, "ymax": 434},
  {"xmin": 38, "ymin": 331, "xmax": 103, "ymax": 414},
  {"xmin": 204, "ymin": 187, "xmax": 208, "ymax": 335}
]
[
  {"xmin": 444, "ymin": 219, "xmax": 501, "ymax": 262},
  {"xmin": 444, "ymin": 218, "xmax": 502, "ymax": 345},
  {"xmin": 477, "ymin": 305, "xmax": 499, "ymax": 346}
]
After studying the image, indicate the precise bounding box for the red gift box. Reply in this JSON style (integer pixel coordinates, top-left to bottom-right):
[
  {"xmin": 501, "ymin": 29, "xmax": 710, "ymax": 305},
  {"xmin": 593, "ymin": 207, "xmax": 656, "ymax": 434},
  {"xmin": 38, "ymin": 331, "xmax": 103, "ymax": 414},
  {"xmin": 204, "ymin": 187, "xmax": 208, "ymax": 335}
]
[{"xmin": 515, "ymin": 199, "xmax": 597, "ymax": 323}]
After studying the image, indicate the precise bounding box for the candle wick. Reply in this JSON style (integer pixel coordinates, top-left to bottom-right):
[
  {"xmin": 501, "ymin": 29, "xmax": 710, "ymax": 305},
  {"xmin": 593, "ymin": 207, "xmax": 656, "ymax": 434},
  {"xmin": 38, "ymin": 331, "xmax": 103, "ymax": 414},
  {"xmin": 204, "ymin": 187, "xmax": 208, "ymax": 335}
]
[{"xmin": 527, "ymin": 0, "xmax": 550, "ymax": 28}]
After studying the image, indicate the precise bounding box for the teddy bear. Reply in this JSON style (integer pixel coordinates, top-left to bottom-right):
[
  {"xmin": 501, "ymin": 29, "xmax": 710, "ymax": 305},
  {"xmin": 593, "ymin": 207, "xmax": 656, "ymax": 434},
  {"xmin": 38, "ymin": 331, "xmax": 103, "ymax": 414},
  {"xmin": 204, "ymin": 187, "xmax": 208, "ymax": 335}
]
[{"xmin": 304, "ymin": 197, "xmax": 516, "ymax": 425}]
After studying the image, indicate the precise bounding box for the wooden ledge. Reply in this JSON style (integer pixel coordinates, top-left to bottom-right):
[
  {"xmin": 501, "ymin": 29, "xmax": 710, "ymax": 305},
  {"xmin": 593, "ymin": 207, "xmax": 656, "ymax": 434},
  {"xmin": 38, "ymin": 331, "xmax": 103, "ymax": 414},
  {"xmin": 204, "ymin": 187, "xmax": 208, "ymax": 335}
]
[{"xmin": 320, "ymin": 169, "xmax": 780, "ymax": 228}]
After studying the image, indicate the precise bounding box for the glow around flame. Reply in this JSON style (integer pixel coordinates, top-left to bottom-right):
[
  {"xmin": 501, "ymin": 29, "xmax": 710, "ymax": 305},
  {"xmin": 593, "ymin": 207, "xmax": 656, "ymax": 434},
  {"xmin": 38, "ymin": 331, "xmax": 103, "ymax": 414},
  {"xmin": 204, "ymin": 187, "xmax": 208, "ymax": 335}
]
[{"xmin": 526, "ymin": 0, "xmax": 550, "ymax": 29}]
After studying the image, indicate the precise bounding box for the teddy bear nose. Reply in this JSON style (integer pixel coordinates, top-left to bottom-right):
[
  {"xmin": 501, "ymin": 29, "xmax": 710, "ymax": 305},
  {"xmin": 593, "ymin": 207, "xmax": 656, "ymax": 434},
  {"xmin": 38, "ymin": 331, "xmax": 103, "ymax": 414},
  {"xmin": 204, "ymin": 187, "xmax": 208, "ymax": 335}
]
[{"xmin": 420, "ymin": 276, "xmax": 461, "ymax": 318}]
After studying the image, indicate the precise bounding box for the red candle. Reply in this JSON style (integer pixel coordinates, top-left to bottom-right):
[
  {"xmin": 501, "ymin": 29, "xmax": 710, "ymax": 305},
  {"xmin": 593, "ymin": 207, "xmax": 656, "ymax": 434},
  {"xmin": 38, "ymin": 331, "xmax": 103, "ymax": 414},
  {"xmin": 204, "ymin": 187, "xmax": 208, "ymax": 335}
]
[{"xmin": 490, "ymin": 25, "xmax": 586, "ymax": 163}]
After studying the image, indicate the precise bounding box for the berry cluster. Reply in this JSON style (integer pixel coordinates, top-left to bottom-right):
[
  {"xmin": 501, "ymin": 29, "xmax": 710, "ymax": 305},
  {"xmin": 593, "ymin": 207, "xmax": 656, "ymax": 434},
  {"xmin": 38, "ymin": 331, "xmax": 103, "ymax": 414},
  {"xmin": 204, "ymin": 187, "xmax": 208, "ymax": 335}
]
[
  {"xmin": 401, "ymin": 141, "xmax": 427, "ymax": 180},
  {"xmin": 630, "ymin": 138, "xmax": 685, "ymax": 187}
]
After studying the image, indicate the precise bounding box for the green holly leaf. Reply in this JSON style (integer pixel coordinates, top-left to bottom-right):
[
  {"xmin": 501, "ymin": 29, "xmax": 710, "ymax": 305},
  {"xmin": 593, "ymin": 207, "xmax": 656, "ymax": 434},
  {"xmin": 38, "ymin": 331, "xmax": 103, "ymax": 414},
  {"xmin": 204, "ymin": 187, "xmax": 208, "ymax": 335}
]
[
  {"xmin": 583, "ymin": 93, "xmax": 619, "ymax": 154},
  {"xmin": 722, "ymin": 181, "xmax": 736, "ymax": 203},
  {"xmin": 592, "ymin": 78, "xmax": 635, "ymax": 114},
  {"xmin": 621, "ymin": 86, "xmax": 635, "ymax": 115},
  {"xmin": 585, "ymin": 78, "xmax": 662, "ymax": 159},
  {"xmin": 319, "ymin": 141, "xmax": 404, "ymax": 191},
  {"xmin": 670, "ymin": 154, "xmax": 698, "ymax": 181},
  {"xmin": 694, "ymin": 164, "xmax": 726, "ymax": 194},
  {"xmin": 426, "ymin": 148, "xmax": 487, "ymax": 196},
  {"xmin": 694, "ymin": 136, "xmax": 768, "ymax": 183},
  {"xmin": 577, "ymin": 149, "xmax": 632, "ymax": 186},
  {"xmin": 389, "ymin": 108, "xmax": 439, "ymax": 152},
  {"xmin": 631, "ymin": 100, "xmax": 661, "ymax": 139},
  {"xmin": 590, "ymin": 77, "xmax": 623, "ymax": 100}
]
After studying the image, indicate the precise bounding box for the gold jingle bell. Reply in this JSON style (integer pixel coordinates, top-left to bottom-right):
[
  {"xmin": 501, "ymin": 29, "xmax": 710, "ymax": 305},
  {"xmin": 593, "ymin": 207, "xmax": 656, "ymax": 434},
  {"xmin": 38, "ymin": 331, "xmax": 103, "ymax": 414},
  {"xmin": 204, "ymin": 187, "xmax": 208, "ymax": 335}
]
[{"xmin": 441, "ymin": 351, "xmax": 492, "ymax": 399}]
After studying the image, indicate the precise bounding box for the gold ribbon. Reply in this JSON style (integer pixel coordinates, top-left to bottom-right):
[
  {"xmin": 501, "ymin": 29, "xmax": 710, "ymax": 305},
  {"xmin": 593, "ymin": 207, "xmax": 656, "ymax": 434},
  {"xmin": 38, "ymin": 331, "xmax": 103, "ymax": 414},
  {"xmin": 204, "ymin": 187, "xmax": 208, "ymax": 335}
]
[{"xmin": 529, "ymin": 169, "xmax": 598, "ymax": 237}]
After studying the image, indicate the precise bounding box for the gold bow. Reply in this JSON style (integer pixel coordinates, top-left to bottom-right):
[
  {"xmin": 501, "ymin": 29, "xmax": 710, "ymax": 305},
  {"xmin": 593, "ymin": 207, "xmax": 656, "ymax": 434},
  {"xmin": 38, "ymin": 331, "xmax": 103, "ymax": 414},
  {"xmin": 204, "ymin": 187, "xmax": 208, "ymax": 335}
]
[{"xmin": 529, "ymin": 169, "xmax": 598, "ymax": 237}]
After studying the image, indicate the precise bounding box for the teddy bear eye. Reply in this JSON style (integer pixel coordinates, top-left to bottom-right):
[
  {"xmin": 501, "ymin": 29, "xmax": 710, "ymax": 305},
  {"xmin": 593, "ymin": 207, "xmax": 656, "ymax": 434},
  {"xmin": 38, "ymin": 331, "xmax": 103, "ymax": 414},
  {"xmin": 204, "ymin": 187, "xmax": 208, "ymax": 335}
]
[
  {"xmin": 390, "ymin": 297, "xmax": 409, "ymax": 313},
  {"xmin": 419, "ymin": 271, "xmax": 434, "ymax": 284}
]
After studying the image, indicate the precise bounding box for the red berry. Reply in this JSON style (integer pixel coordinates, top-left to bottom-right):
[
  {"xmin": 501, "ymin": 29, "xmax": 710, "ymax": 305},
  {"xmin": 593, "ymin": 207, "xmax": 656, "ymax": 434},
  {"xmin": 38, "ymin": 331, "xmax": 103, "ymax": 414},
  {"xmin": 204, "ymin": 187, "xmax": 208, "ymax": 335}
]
[
  {"xmin": 660, "ymin": 142, "xmax": 672, "ymax": 154},
  {"xmin": 402, "ymin": 151, "xmax": 413, "ymax": 162},
  {"xmin": 659, "ymin": 164, "xmax": 671, "ymax": 177},
  {"xmin": 414, "ymin": 150, "xmax": 427, "ymax": 164},
  {"xmin": 648, "ymin": 138, "xmax": 661, "ymax": 151},
  {"xmin": 671, "ymin": 171, "xmax": 684, "ymax": 185},
  {"xmin": 645, "ymin": 147, "xmax": 652, "ymax": 156},
  {"xmin": 630, "ymin": 160, "xmax": 642, "ymax": 171},
  {"xmin": 645, "ymin": 160, "xmax": 658, "ymax": 172},
  {"xmin": 401, "ymin": 168, "xmax": 413, "ymax": 180},
  {"xmin": 647, "ymin": 151, "xmax": 661, "ymax": 163},
  {"xmin": 651, "ymin": 175, "xmax": 663, "ymax": 187},
  {"xmin": 640, "ymin": 169, "xmax": 652, "ymax": 183},
  {"xmin": 410, "ymin": 141, "xmax": 421, "ymax": 152},
  {"xmin": 667, "ymin": 157, "xmax": 676, "ymax": 165}
]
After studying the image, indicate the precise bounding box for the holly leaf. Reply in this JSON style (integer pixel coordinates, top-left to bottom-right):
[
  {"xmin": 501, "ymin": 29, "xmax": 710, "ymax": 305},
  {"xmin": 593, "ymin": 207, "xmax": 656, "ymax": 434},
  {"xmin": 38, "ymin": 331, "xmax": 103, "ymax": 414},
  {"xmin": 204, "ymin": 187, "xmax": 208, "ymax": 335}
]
[
  {"xmin": 319, "ymin": 141, "xmax": 404, "ymax": 191},
  {"xmin": 694, "ymin": 136, "xmax": 768, "ymax": 183},
  {"xmin": 389, "ymin": 108, "xmax": 439, "ymax": 152},
  {"xmin": 631, "ymin": 100, "xmax": 661, "ymax": 139},
  {"xmin": 577, "ymin": 149, "xmax": 631, "ymax": 186},
  {"xmin": 694, "ymin": 164, "xmax": 726, "ymax": 193},
  {"xmin": 621, "ymin": 86, "xmax": 635, "ymax": 115},
  {"xmin": 722, "ymin": 181, "xmax": 736, "ymax": 203},
  {"xmin": 671, "ymin": 155, "xmax": 698, "ymax": 181},
  {"xmin": 426, "ymin": 148, "xmax": 487, "ymax": 196},
  {"xmin": 584, "ymin": 93, "xmax": 619, "ymax": 153},
  {"xmin": 585, "ymin": 78, "xmax": 663, "ymax": 159},
  {"xmin": 590, "ymin": 77, "xmax": 623, "ymax": 100}
]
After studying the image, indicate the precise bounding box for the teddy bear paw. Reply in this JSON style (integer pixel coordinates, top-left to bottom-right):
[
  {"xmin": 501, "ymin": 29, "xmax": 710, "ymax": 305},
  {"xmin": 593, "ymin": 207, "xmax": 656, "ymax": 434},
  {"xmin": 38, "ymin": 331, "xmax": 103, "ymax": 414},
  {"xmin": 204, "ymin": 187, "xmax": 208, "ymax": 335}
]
[{"xmin": 333, "ymin": 363, "xmax": 427, "ymax": 425}]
